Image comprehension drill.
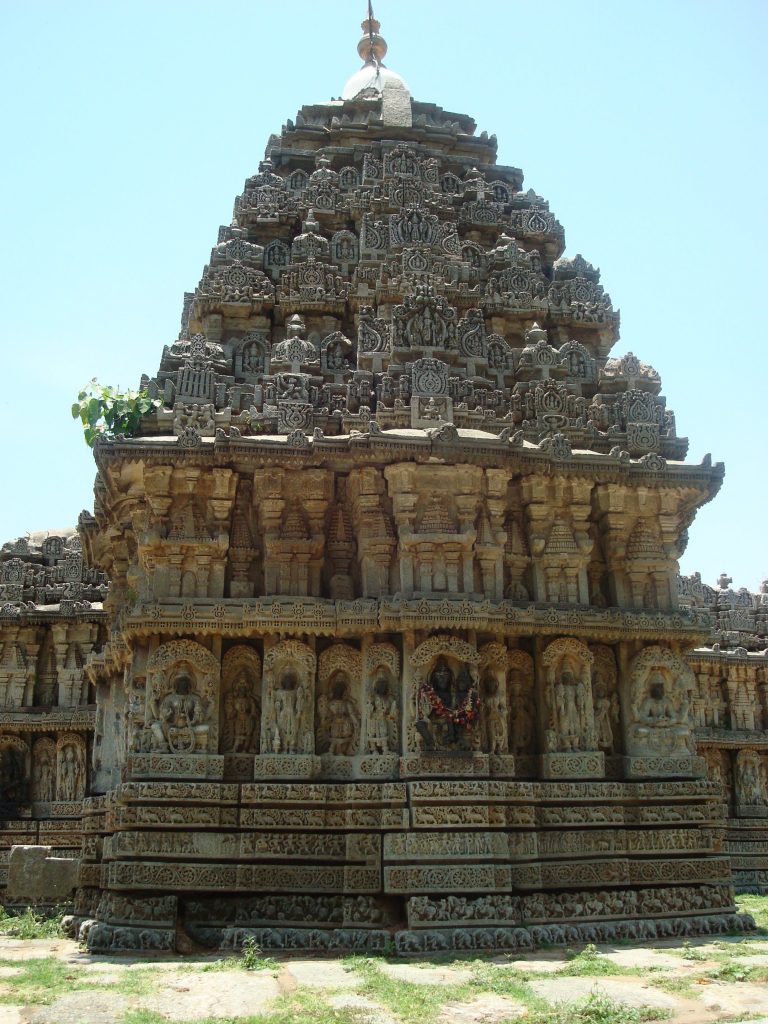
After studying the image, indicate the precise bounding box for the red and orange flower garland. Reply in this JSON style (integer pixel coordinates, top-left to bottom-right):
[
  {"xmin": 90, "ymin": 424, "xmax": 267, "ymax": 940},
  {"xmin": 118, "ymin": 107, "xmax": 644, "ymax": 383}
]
[{"xmin": 419, "ymin": 679, "xmax": 479, "ymax": 727}]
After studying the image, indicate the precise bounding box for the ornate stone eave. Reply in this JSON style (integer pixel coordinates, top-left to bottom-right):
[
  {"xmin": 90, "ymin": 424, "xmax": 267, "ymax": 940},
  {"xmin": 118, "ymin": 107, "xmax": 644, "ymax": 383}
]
[
  {"xmin": 691, "ymin": 646, "xmax": 768, "ymax": 663},
  {"xmin": 90, "ymin": 430, "xmax": 723, "ymax": 495},
  {"xmin": 0, "ymin": 605, "xmax": 105, "ymax": 624},
  {"xmin": 0, "ymin": 706, "xmax": 96, "ymax": 731},
  {"xmin": 117, "ymin": 596, "xmax": 713, "ymax": 645},
  {"xmin": 697, "ymin": 730, "xmax": 768, "ymax": 750}
]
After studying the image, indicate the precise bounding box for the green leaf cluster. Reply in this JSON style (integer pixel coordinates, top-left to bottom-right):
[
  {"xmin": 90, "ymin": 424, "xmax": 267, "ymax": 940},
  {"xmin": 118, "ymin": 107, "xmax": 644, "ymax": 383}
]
[{"xmin": 71, "ymin": 379, "xmax": 160, "ymax": 447}]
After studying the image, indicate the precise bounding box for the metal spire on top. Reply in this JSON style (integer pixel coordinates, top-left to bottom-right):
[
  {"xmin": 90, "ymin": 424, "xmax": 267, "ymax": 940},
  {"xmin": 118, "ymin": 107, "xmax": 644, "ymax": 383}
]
[{"xmin": 357, "ymin": 1, "xmax": 388, "ymax": 67}]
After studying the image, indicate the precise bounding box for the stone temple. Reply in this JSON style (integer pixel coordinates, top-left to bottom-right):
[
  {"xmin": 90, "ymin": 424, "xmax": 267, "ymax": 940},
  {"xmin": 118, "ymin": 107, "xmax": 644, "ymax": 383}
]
[{"xmin": 0, "ymin": 10, "xmax": 766, "ymax": 953}]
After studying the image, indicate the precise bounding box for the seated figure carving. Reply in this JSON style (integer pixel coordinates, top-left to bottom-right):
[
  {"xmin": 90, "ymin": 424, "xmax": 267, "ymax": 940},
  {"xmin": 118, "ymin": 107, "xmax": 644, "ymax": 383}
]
[
  {"xmin": 149, "ymin": 667, "xmax": 210, "ymax": 754},
  {"xmin": 631, "ymin": 670, "xmax": 691, "ymax": 755}
]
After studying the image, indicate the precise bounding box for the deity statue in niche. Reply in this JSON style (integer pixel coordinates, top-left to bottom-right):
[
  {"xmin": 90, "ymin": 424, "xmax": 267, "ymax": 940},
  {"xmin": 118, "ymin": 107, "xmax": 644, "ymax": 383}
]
[
  {"xmin": 367, "ymin": 676, "xmax": 399, "ymax": 755},
  {"xmin": 481, "ymin": 675, "xmax": 507, "ymax": 755},
  {"xmin": 593, "ymin": 681, "xmax": 619, "ymax": 753},
  {"xmin": 317, "ymin": 673, "xmax": 359, "ymax": 756},
  {"xmin": 735, "ymin": 750, "xmax": 767, "ymax": 807},
  {"xmin": 551, "ymin": 663, "xmax": 590, "ymax": 752},
  {"xmin": 542, "ymin": 640, "xmax": 596, "ymax": 754},
  {"xmin": 508, "ymin": 678, "xmax": 534, "ymax": 755},
  {"xmin": 149, "ymin": 665, "xmax": 210, "ymax": 754},
  {"xmin": 272, "ymin": 672, "xmax": 307, "ymax": 755},
  {"xmin": 222, "ymin": 671, "xmax": 260, "ymax": 754},
  {"xmin": 58, "ymin": 743, "xmax": 84, "ymax": 801},
  {"xmin": 31, "ymin": 741, "xmax": 55, "ymax": 802},
  {"xmin": 416, "ymin": 657, "xmax": 479, "ymax": 752},
  {"xmin": 628, "ymin": 648, "xmax": 696, "ymax": 757}
]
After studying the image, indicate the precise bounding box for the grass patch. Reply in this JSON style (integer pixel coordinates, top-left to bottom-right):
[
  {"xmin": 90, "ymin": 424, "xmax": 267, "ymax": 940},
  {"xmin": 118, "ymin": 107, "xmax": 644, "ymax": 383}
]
[
  {"xmin": 526, "ymin": 988, "xmax": 672, "ymax": 1024},
  {"xmin": 0, "ymin": 906, "xmax": 65, "ymax": 939},
  {"xmin": 559, "ymin": 945, "xmax": 624, "ymax": 977},
  {"xmin": 736, "ymin": 894, "xmax": 768, "ymax": 931},
  {"xmin": 467, "ymin": 960, "xmax": 547, "ymax": 1006},
  {"xmin": 678, "ymin": 940, "xmax": 709, "ymax": 961},
  {"xmin": 0, "ymin": 956, "xmax": 107, "ymax": 1005},
  {"xmin": 114, "ymin": 967, "xmax": 162, "ymax": 998},
  {"xmin": 649, "ymin": 975, "xmax": 700, "ymax": 998},
  {"xmin": 344, "ymin": 955, "xmax": 477, "ymax": 1024},
  {"xmin": 707, "ymin": 960, "xmax": 768, "ymax": 984}
]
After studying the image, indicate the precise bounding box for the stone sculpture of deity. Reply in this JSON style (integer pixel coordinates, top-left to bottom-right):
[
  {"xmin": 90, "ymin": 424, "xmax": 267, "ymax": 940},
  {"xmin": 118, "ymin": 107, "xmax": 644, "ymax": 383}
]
[
  {"xmin": 58, "ymin": 744, "xmax": 84, "ymax": 801},
  {"xmin": 551, "ymin": 666, "xmax": 591, "ymax": 752},
  {"xmin": 416, "ymin": 657, "xmax": 479, "ymax": 752},
  {"xmin": 593, "ymin": 682, "xmax": 619, "ymax": 753},
  {"xmin": 482, "ymin": 676, "xmax": 507, "ymax": 755},
  {"xmin": 366, "ymin": 676, "xmax": 399, "ymax": 755},
  {"xmin": 149, "ymin": 667, "xmax": 210, "ymax": 754},
  {"xmin": 735, "ymin": 750, "xmax": 767, "ymax": 807},
  {"xmin": 272, "ymin": 672, "xmax": 307, "ymax": 754},
  {"xmin": 31, "ymin": 740, "xmax": 55, "ymax": 802},
  {"xmin": 317, "ymin": 674, "xmax": 359, "ymax": 756},
  {"xmin": 222, "ymin": 671, "xmax": 260, "ymax": 754}
]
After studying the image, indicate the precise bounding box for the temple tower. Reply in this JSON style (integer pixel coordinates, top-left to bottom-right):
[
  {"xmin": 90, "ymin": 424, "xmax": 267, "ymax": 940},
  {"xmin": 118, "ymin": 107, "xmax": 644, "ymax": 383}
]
[{"xmin": 74, "ymin": 9, "xmax": 744, "ymax": 952}]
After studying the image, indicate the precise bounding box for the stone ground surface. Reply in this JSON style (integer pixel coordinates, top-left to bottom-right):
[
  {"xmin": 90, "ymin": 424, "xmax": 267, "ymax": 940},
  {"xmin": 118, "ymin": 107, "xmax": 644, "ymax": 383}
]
[{"xmin": 0, "ymin": 927, "xmax": 766, "ymax": 1024}]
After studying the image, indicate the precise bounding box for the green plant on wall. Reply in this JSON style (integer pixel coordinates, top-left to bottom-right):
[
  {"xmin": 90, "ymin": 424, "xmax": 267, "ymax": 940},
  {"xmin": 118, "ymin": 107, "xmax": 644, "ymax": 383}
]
[{"xmin": 72, "ymin": 379, "xmax": 160, "ymax": 448}]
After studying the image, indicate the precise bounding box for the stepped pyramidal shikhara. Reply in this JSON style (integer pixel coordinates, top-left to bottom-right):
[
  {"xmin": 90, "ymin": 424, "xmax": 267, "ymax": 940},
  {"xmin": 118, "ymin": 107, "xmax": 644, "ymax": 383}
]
[{"xmin": 0, "ymin": 7, "xmax": 765, "ymax": 952}]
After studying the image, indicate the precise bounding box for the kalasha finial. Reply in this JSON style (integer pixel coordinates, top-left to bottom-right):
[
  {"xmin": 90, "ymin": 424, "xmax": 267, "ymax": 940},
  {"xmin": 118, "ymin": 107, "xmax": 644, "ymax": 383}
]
[{"xmin": 357, "ymin": 2, "xmax": 388, "ymax": 66}]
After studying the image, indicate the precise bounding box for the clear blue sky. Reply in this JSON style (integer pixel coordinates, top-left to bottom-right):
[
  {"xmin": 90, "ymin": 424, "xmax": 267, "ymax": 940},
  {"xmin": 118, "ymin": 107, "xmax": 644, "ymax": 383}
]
[{"xmin": 0, "ymin": 0, "xmax": 765, "ymax": 590}]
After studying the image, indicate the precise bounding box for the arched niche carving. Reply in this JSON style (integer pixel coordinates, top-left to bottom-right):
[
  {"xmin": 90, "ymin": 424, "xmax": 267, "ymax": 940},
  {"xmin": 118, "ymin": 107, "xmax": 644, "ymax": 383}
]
[
  {"xmin": 56, "ymin": 732, "xmax": 86, "ymax": 801},
  {"xmin": 627, "ymin": 646, "xmax": 695, "ymax": 757},
  {"xmin": 261, "ymin": 640, "xmax": 315, "ymax": 755},
  {"xmin": 316, "ymin": 645, "xmax": 362, "ymax": 756},
  {"xmin": 0, "ymin": 734, "xmax": 29, "ymax": 801},
  {"xmin": 411, "ymin": 635, "xmax": 480, "ymax": 753},
  {"xmin": 704, "ymin": 747, "xmax": 733, "ymax": 807},
  {"xmin": 735, "ymin": 748, "xmax": 767, "ymax": 808},
  {"xmin": 220, "ymin": 646, "xmax": 262, "ymax": 754},
  {"xmin": 144, "ymin": 640, "xmax": 219, "ymax": 755},
  {"xmin": 589, "ymin": 644, "xmax": 621, "ymax": 754},
  {"xmin": 31, "ymin": 736, "xmax": 56, "ymax": 802},
  {"xmin": 541, "ymin": 638, "xmax": 596, "ymax": 753},
  {"xmin": 507, "ymin": 649, "xmax": 535, "ymax": 756},
  {"xmin": 479, "ymin": 642, "xmax": 508, "ymax": 755},
  {"xmin": 364, "ymin": 642, "xmax": 400, "ymax": 756}
]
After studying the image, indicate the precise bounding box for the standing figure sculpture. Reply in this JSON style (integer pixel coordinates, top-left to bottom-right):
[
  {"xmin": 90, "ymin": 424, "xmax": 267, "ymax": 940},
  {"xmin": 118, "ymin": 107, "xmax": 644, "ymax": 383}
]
[
  {"xmin": 272, "ymin": 672, "xmax": 307, "ymax": 755},
  {"xmin": 482, "ymin": 676, "xmax": 507, "ymax": 755},
  {"xmin": 319, "ymin": 676, "xmax": 359, "ymax": 756},
  {"xmin": 367, "ymin": 677, "xmax": 398, "ymax": 755},
  {"xmin": 222, "ymin": 672, "xmax": 260, "ymax": 753},
  {"xmin": 58, "ymin": 743, "xmax": 84, "ymax": 801}
]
